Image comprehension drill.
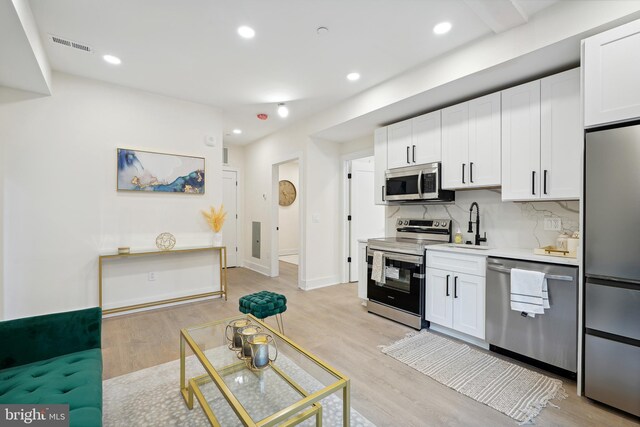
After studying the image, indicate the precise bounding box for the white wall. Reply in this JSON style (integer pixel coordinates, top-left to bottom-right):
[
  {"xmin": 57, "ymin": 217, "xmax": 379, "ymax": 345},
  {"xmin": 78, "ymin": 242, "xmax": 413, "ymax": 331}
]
[
  {"xmin": 278, "ymin": 161, "xmax": 299, "ymax": 256},
  {"xmin": 0, "ymin": 72, "xmax": 223, "ymax": 319},
  {"xmin": 223, "ymin": 144, "xmax": 245, "ymax": 266},
  {"xmin": 387, "ymin": 190, "xmax": 579, "ymax": 249}
]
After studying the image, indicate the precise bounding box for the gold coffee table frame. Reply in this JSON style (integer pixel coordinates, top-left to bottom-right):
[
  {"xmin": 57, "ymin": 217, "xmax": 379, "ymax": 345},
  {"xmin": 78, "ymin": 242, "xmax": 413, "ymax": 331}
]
[
  {"xmin": 180, "ymin": 314, "xmax": 350, "ymax": 427},
  {"xmin": 99, "ymin": 246, "xmax": 228, "ymax": 315}
]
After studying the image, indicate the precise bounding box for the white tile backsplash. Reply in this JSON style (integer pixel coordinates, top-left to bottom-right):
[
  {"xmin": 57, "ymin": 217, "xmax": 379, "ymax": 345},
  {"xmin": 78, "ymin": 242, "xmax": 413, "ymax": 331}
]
[{"xmin": 386, "ymin": 189, "xmax": 579, "ymax": 249}]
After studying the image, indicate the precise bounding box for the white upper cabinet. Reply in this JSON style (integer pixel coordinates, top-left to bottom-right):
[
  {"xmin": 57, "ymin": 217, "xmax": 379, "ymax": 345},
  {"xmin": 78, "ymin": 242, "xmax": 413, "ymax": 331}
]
[
  {"xmin": 374, "ymin": 127, "xmax": 388, "ymax": 205},
  {"xmin": 387, "ymin": 119, "xmax": 413, "ymax": 169},
  {"xmin": 468, "ymin": 93, "xmax": 501, "ymax": 188},
  {"xmin": 442, "ymin": 92, "xmax": 501, "ymax": 189},
  {"xmin": 412, "ymin": 111, "xmax": 442, "ymax": 165},
  {"xmin": 442, "ymin": 102, "xmax": 468, "ymax": 189},
  {"xmin": 501, "ymin": 80, "xmax": 542, "ymax": 201},
  {"xmin": 584, "ymin": 19, "xmax": 640, "ymax": 128},
  {"xmin": 541, "ymin": 68, "xmax": 581, "ymax": 200},
  {"xmin": 387, "ymin": 112, "xmax": 442, "ymax": 169},
  {"xmin": 502, "ymin": 69, "xmax": 581, "ymax": 201}
]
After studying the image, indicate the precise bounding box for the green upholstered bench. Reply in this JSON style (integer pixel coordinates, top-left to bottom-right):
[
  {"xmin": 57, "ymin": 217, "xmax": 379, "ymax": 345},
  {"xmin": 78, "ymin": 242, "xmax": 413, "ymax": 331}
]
[
  {"xmin": 0, "ymin": 307, "xmax": 103, "ymax": 427},
  {"xmin": 239, "ymin": 291, "xmax": 287, "ymax": 333}
]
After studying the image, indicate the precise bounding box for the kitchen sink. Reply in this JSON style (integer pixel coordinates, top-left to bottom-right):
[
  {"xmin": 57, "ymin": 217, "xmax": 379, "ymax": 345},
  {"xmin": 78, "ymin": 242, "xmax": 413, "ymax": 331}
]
[{"xmin": 445, "ymin": 244, "xmax": 492, "ymax": 250}]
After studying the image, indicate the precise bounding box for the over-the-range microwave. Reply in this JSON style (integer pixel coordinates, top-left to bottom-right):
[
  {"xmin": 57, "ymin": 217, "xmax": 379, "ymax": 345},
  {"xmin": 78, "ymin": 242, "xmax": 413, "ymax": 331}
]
[{"xmin": 384, "ymin": 162, "xmax": 455, "ymax": 203}]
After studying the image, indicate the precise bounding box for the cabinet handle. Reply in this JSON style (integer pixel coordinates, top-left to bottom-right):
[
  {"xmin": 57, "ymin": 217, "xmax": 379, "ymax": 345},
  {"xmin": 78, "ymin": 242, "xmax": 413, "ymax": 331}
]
[
  {"xmin": 382, "ymin": 185, "xmax": 385, "ymax": 202},
  {"xmin": 470, "ymin": 162, "xmax": 474, "ymax": 183},
  {"xmin": 412, "ymin": 145, "xmax": 416, "ymax": 163},
  {"xmin": 531, "ymin": 171, "xmax": 536, "ymax": 195},
  {"xmin": 406, "ymin": 146, "xmax": 410, "ymax": 164},
  {"xmin": 454, "ymin": 276, "xmax": 458, "ymax": 298},
  {"xmin": 462, "ymin": 164, "xmax": 466, "ymax": 184},
  {"xmin": 543, "ymin": 170, "xmax": 548, "ymax": 195},
  {"xmin": 446, "ymin": 274, "xmax": 450, "ymax": 296}
]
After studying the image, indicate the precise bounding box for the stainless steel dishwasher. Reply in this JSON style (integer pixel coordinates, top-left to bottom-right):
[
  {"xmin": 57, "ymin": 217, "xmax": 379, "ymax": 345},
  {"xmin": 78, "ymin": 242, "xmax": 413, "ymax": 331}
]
[{"xmin": 486, "ymin": 257, "xmax": 578, "ymax": 374}]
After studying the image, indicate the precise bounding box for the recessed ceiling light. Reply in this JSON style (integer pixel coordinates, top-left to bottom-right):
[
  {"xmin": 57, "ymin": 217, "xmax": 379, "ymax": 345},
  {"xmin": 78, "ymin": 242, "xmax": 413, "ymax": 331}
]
[
  {"xmin": 237, "ymin": 26, "xmax": 255, "ymax": 39},
  {"xmin": 103, "ymin": 54, "xmax": 121, "ymax": 65},
  {"xmin": 232, "ymin": 129, "xmax": 242, "ymax": 134},
  {"xmin": 346, "ymin": 72, "xmax": 360, "ymax": 81},
  {"xmin": 433, "ymin": 22, "xmax": 452, "ymax": 35},
  {"xmin": 277, "ymin": 103, "xmax": 289, "ymax": 118}
]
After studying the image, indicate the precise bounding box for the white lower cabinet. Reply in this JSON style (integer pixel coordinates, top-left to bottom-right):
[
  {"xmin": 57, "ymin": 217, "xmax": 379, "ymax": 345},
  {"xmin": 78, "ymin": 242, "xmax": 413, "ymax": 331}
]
[{"xmin": 426, "ymin": 251, "xmax": 486, "ymax": 340}]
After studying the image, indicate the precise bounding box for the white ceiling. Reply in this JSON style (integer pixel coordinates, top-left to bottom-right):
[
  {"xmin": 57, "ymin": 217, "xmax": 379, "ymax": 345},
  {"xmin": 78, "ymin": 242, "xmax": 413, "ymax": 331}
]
[{"xmin": 28, "ymin": 0, "xmax": 557, "ymax": 145}]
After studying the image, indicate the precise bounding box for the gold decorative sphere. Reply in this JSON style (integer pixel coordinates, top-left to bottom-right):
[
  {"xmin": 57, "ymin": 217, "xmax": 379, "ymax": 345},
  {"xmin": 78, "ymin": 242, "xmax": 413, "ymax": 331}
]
[{"xmin": 156, "ymin": 232, "xmax": 176, "ymax": 250}]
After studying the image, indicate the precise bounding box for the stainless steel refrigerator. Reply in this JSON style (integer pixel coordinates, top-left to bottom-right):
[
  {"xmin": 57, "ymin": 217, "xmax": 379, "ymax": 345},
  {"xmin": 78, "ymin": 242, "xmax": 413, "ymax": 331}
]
[{"xmin": 584, "ymin": 124, "xmax": 640, "ymax": 417}]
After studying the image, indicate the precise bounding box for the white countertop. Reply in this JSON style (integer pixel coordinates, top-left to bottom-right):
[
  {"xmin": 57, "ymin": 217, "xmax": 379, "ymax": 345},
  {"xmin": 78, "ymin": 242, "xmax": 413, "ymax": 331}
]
[
  {"xmin": 358, "ymin": 237, "xmax": 384, "ymax": 243},
  {"xmin": 426, "ymin": 244, "xmax": 579, "ymax": 266}
]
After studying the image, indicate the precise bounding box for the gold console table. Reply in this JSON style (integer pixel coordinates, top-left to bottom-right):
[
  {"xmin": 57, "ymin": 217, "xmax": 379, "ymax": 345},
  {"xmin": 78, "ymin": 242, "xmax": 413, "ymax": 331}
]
[{"xmin": 99, "ymin": 246, "xmax": 227, "ymax": 315}]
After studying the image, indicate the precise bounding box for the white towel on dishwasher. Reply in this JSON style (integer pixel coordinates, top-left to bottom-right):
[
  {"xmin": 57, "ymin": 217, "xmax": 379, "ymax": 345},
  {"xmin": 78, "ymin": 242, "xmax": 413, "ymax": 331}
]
[
  {"xmin": 510, "ymin": 268, "xmax": 548, "ymax": 317},
  {"xmin": 371, "ymin": 251, "xmax": 385, "ymax": 284}
]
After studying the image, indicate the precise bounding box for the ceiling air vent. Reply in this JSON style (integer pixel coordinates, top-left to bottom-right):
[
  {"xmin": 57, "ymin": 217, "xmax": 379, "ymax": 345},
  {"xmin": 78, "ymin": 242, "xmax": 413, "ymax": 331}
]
[{"xmin": 48, "ymin": 35, "xmax": 93, "ymax": 53}]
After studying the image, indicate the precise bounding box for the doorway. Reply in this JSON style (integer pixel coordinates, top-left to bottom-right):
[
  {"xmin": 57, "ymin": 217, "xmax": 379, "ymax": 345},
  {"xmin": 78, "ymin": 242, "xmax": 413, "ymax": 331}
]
[
  {"xmin": 222, "ymin": 170, "xmax": 238, "ymax": 267},
  {"xmin": 347, "ymin": 156, "xmax": 385, "ymax": 282},
  {"xmin": 271, "ymin": 156, "xmax": 302, "ymax": 287},
  {"xmin": 277, "ymin": 160, "xmax": 299, "ymax": 265}
]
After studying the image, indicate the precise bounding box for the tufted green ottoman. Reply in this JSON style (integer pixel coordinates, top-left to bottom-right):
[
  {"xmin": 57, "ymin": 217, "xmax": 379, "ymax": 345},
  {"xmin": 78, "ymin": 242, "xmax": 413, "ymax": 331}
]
[{"xmin": 239, "ymin": 291, "xmax": 287, "ymax": 333}]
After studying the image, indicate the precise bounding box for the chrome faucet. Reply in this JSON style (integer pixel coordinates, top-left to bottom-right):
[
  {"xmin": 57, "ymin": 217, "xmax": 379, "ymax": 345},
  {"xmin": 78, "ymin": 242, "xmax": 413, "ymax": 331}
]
[{"xmin": 468, "ymin": 202, "xmax": 487, "ymax": 246}]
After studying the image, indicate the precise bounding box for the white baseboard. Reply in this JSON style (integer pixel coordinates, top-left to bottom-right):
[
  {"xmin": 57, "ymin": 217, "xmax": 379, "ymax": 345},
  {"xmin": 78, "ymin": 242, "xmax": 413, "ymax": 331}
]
[
  {"xmin": 278, "ymin": 249, "xmax": 299, "ymax": 256},
  {"xmin": 103, "ymin": 294, "xmax": 220, "ymax": 318},
  {"xmin": 243, "ymin": 259, "xmax": 271, "ymax": 276},
  {"xmin": 301, "ymin": 275, "xmax": 341, "ymax": 291},
  {"xmin": 429, "ymin": 324, "xmax": 489, "ymax": 350}
]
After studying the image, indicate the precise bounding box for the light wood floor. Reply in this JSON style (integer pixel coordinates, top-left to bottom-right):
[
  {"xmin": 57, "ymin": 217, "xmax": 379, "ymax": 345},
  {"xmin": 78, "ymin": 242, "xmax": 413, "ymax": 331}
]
[{"xmin": 103, "ymin": 263, "xmax": 639, "ymax": 426}]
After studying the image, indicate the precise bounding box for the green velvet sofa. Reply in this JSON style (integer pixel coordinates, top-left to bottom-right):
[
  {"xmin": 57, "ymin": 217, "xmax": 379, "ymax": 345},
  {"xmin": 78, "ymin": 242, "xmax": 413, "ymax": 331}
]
[{"xmin": 0, "ymin": 307, "xmax": 102, "ymax": 427}]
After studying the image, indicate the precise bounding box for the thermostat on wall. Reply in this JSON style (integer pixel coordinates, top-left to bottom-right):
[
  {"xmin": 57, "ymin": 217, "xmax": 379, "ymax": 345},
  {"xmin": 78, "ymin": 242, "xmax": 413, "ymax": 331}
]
[{"xmin": 205, "ymin": 136, "xmax": 216, "ymax": 147}]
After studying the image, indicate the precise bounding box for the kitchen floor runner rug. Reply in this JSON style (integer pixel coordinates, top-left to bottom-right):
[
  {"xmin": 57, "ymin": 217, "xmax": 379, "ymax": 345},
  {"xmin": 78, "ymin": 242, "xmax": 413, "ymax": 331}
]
[
  {"xmin": 379, "ymin": 330, "xmax": 567, "ymax": 424},
  {"xmin": 103, "ymin": 347, "xmax": 374, "ymax": 427}
]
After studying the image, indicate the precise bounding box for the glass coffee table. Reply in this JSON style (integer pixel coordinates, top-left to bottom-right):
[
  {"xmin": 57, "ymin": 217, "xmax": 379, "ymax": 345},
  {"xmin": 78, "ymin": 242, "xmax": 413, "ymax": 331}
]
[{"xmin": 180, "ymin": 314, "xmax": 350, "ymax": 427}]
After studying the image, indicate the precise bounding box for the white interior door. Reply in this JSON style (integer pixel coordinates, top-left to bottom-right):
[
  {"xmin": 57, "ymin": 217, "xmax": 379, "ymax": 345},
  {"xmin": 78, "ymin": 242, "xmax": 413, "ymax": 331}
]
[
  {"xmin": 349, "ymin": 157, "xmax": 385, "ymax": 281},
  {"xmin": 222, "ymin": 170, "xmax": 238, "ymax": 267}
]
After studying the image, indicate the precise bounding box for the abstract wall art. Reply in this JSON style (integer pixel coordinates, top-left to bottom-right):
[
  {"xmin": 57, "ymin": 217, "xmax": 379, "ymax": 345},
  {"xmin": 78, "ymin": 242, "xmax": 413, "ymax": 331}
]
[{"xmin": 117, "ymin": 148, "xmax": 205, "ymax": 194}]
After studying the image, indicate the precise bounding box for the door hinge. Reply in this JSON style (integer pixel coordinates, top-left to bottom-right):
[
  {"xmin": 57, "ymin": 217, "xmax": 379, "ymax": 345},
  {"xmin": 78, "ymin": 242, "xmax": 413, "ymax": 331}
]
[
  {"xmin": 236, "ymin": 247, "xmax": 238, "ymax": 252},
  {"xmin": 236, "ymin": 181, "xmax": 238, "ymax": 186},
  {"xmin": 347, "ymin": 215, "xmax": 352, "ymax": 221},
  {"xmin": 236, "ymin": 214, "xmax": 238, "ymax": 219},
  {"xmin": 347, "ymin": 257, "xmax": 352, "ymax": 263},
  {"xmin": 347, "ymin": 173, "xmax": 352, "ymax": 179}
]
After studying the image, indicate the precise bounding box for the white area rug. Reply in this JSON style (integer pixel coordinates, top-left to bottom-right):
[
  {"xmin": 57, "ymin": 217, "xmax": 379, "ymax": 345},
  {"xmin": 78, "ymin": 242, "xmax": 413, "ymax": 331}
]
[
  {"xmin": 380, "ymin": 330, "xmax": 567, "ymax": 424},
  {"xmin": 103, "ymin": 348, "xmax": 374, "ymax": 426}
]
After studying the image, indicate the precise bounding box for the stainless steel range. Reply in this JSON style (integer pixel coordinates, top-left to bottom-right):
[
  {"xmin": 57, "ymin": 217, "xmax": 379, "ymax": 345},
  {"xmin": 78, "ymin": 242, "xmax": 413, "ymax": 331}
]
[{"xmin": 367, "ymin": 218, "xmax": 451, "ymax": 329}]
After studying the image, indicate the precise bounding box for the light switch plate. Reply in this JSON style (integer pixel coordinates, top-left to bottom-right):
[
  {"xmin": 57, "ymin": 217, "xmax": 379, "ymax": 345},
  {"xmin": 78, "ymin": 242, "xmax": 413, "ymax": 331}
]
[{"xmin": 543, "ymin": 217, "xmax": 562, "ymax": 231}]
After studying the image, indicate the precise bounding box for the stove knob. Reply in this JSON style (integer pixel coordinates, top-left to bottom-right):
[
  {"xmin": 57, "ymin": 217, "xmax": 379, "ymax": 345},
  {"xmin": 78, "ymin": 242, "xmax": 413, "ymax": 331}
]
[
  {"xmin": 434, "ymin": 221, "xmax": 439, "ymax": 226},
  {"xmin": 404, "ymin": 220, "xmax": 409, "ymax": 225},
  {"xmin": 442, "ymin": 222, "xmax": 448, "ymax": 227},
  {"xmin": 397, "ymin": 219, "xmax": 402, "ymax": 225}
]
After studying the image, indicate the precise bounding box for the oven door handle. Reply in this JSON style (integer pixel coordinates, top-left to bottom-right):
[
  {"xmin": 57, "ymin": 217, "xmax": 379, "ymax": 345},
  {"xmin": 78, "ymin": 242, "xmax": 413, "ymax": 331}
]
[
  {"xmin": 367, "ymin": 249, "xmax": 423, "ymax": 265},
  {"xmin": 417, "ymin": 170, "xmax": 423, "ymax": 198}
]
